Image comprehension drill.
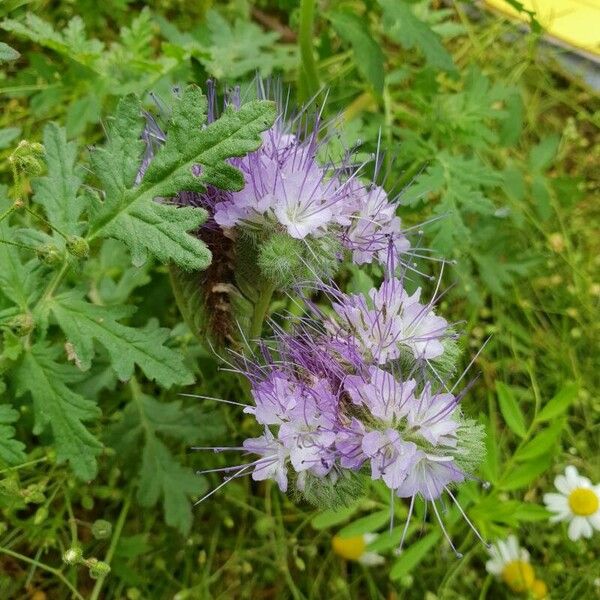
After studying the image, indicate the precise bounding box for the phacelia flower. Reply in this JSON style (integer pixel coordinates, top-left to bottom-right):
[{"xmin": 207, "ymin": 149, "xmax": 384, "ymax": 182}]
[
  {"xmin": 328, "ymin": 274, "xmax": 450, "ymax": 365},
  {"xmin": 332, "ymin": 533, "xmax": 384, "ymax": 565},
  {"xmin": 140, "ymin": 82, "xmax": 412, "ymax": 287},
  {"xmin": 486, "ymin": 536, "xmax": 547, "ymax": 598},
  {"xmin": 194, "ymin": 248, "xmax": 486, "ymax": 555},
  {"xmin": 543, "ymin": 465, "xmax": 600, "ymax": 541}
]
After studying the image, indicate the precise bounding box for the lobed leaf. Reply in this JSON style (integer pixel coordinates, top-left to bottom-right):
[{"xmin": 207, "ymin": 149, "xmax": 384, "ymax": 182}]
[
  {"xmin": 88, "ymin": 86, "xmax": 276, "ymax": 271},
  {"xmin": 50, "ymin": 292, "xmax": 194, "ymax": 388},
  {"xmin": 0, "ymin": 405, "xmax": 27, "ymax": 465},
  {"xmin": 15, "ymin": 343, "xmax": 102, "ymax": 480}
]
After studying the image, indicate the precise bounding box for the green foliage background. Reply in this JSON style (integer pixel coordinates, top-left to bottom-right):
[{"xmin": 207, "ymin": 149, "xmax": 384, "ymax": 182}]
[{"xmin": 0, "ymin": 0, "xmax": 598, "ymax": 598}]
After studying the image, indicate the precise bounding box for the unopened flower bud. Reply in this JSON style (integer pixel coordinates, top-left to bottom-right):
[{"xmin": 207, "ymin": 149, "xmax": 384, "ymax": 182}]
[
  {"xmin": 91, "ymin": 519, "xmax": 112, "ymax": 540},
  {"xmin": 33, "ymin": 506, "xmax": 48, "ymax": 525},
  {"xmin": 7, "ymin": 313, "xmax": 34, "ymax": 337},
  {"xmin": 66, "ymin": 236, "xmax": 89, "ymax": 259},
  {"xmin": 63, "ymin": 547, "xmax": 83, "ymax": 565},
  {"xmin": 36, "ymin": 243, "xmax": 63, "ymax": 266},
  {"xmin": 88, "ymin": 558, "xmax": 111, "ymax": 579}
]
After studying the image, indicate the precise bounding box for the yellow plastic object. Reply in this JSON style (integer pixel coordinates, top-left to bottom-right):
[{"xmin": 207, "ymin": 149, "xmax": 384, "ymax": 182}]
[{"xmin": 485, "ymin": 0, "xmax": 600, "ymax": 57}]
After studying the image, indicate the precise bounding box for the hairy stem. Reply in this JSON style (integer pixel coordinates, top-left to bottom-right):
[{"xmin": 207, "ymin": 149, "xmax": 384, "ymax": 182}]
[{"xmin": 249, "ymin": 280, "xmax": 276, "ymax": 341}]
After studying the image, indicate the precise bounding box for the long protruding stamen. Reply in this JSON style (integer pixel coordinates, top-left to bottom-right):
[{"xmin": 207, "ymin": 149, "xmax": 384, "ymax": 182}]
[
  {"xmin": 444, "ymin": 486, "xmax": 490, "ymax": 548},
  {"xmin": 397, "ymin": 495, "xmax": 415, "ymax": 554},
  {"xmin": 428, "ymin": 491, "xmax": 463, "ymax": 559}
]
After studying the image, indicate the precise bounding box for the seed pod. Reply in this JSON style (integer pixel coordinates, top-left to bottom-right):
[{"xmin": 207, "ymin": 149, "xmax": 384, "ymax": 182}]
[
  {"xmin": 88, "ymin": 559, "xmax": 111, "ymax": 579},
  {"xmin": 91, "ymin": 519, "xmax": 112, "ymax": 540},
  {"xmin": 36, "ymin": 243, "xmax": 63, "ymax": 266},
  {"xmin": 66, "ymin": 236, "xmax": 89, "ymax": 259}
]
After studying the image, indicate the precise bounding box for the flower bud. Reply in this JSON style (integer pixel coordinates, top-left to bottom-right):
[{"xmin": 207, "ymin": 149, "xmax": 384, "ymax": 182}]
[
  {"xmin": 88, "ymin": 559, "xmax": 111, "ymax": 579},
  {"xmin": 7, "ymin": 313, "xmax": 34, "ymax": 337},
  {"xmin": 36, "ymin": 243, "xmax": 63, "ymax": 266},
  {"xmin": 258, "ymin": 233, "xmax": 304, "ymax": 286},
  {"xmin": 66, "ymin": 236, "xmax": 89, "ymax": 259},
  {"xmin": 33, "ymin": 506, "xmax": 48, "ymax": 525},
  {"xmin": 91, "ymin": 519, "xmax": 112, "ymax": 540},
  {"xmin": 63, "ymin": 547, "xmax": 83, "ymax": 565}
]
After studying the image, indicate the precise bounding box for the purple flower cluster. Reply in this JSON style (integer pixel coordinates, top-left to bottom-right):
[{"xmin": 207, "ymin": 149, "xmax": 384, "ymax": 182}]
[
  {"xmin": 199, "ymin": 255, "xmax": 483, "ymax": 523},
  {"xmin": 199, "ymin": 84, "xmax": 410, "ymax": 270},
  {"xmin": 237, "ymin": 302, "xmax": 464, "ymax": 504}
]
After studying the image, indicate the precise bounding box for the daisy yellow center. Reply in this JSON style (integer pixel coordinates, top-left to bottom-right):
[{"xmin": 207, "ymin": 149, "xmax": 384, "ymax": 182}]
[
  {"xmin": 501, "ymin": 560, "xmax": 535, "ymax": 593},
  {"xmin": 568, "ymin": 487, "xmax": 599, "ymax": 516},
  {"xmin": 532, "ymin": 579, "xmax": 548, "ymax": 600},
  {"xmin": 332, "ymin": 535, "xmax": 366, "ymax": 561}
]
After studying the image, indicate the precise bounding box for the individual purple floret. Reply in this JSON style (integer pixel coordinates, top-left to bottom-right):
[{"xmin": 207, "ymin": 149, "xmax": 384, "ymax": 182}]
[{"xmin": 341, "ymin": 180, "xmax": 410, "ymax": 265}]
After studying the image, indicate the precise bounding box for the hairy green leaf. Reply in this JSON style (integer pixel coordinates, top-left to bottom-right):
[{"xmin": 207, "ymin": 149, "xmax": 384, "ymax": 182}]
[
  {"xmin": 32, "ymin": 122, "xmax": 86, "ymax": 235},
  {"xmin": 15, "ymin": 343, "xmax": 102, "ymax": 480},
  {"xmin": 50, "ymin": 291, "xmax": 193, "ymax": 388},
  {"xmin": 0, "ymin": 193, "xmax": 40, "ymax": 309},
  {"xmin": 88, "ymin": 86, "xmax": 276, "ymax": 270},
  {"xmin": 107, "ymin": 386, "xmax": 224, "ymax": 534},
  {"xmin": 0, "ymin": 405, "xmax": 27, "ymax": 465}
]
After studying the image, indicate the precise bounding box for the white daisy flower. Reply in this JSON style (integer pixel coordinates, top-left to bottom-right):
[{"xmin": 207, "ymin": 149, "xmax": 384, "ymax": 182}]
[
  {"xmin": 543, "ymin": 465, "xmax": 600, "ymax": 541},
  {"xmin": 485, "ymin": 535, "xmax": 535, "ymax": 593},
  {"xmin": 332, "ymin": 533, "xmax": 384, "ymax": 566}
]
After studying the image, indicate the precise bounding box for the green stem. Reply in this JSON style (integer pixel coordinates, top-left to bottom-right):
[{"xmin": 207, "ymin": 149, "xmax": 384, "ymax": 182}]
[
  {"xmin": 89, "ymin": 490, "xmax": 132, "ymax": 600},
  {"xmin": 249, "ymin": 281, "xmax": 276, "ymax": 341},
  {"xmin": 298, "ymin": 0, "xmax": 320, "ymax": 102},
  {"xmin": 0, "ymin": 546, "xmax": 85, "ymax": 600},
  {"xmin": 40, "ymin": 260, "xmax": 70, "ymax": 303}
]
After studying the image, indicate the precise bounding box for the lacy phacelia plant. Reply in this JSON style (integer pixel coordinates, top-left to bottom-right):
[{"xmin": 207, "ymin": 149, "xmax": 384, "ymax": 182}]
[
  {"xmin": 141, "ymin": 83, "xmax": 410, "ymax": 346},
  {"xmin": 196, "ymin": 251, "xmax": 486, "ymax": 553}
]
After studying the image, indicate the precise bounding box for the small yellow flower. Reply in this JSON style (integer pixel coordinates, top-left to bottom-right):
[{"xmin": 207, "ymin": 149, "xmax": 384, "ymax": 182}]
[
  {"xmin": 531, "ymin": 579, "xmax": 548, "ymax": 599},
  {"xmin": 486, "ymin": 536, "xmax": 538, "ymax": 594},
  {"xmin": 501, "ymin": 560, "xmax": 535, "ymax": 592},
  {"xmin": 332, "ymin": 534, "xmax": 384, "ymax": 565},
  {"xmin": 544, "ymin": 466, "xmax": 600, "ymax": 540}
]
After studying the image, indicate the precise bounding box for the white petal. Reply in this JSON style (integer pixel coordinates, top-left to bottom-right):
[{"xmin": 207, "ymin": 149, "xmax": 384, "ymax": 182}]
[
  {"xmin": 568, "ymin": 517, "xmax": 585, "ymax": 541},
  {"xmin": 485, "ymin": 559, "xmax": 503, "ymax": 575},
  {"xmin": 565, "ymin": 466, "xmax": 579, "ymax": 482},
  {"xmin": 580, "ymin": 518, "xmax": 593, "ymax": 538},
  {"xmin": 359, "ymin": 552, "xmax": 385, "ymax": 566},
  {"xmin": 550, "ymin": 511, "xmax": 571, "ymax": 523},
  {"xmin": 588, "ymin": 512, "xmax": 600, "ymax": 530},
  {"xmin": 566, "ymin": 466, "xmax": 592, "ymax": 488},
  {"xmin": 507, "ymin": 536, "xmax": 520, "ymax": 560},
  {"xmin": 544, "ymin": 493, "xmax": 569, "ymax": 513},
  {"xmin": 555, "ymin": 474, "xmax": 572, "ymax": 495}
]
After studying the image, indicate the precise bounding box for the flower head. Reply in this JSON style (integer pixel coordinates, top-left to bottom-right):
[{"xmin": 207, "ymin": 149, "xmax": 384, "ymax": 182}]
[
  {"xmin": 485, "ymin": 536, "xmax": 534, "ymax": 593},
  {"xmin": 332, "ymin": 533, "xmax": 384, "ymax": 565},
  {"xmin": 485, "ymin": 536, "xmax": 548, "ymax": 598},
  {"xmin": 543, "ymin": 465, "xmax": 600, "ymax": 540}
]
